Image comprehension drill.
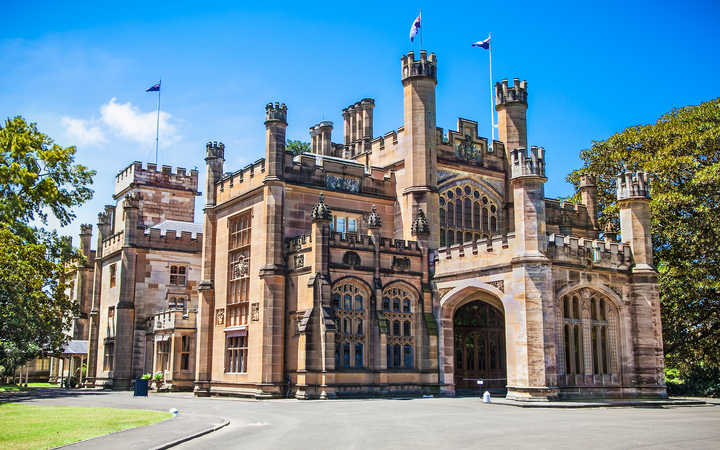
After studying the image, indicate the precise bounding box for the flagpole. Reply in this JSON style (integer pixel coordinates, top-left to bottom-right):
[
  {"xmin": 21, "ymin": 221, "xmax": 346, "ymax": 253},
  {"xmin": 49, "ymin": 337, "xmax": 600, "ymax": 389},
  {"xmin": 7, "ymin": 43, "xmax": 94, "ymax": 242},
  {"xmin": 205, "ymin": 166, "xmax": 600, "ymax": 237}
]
[
  {"xmin": 488, "ymin": 33, "xmax": 495, "ymax": 144},
  {"xmin": 154, "ymin": 79, "xmax": 161, "ymax": 165},
  {"xmin": 419, "ymin": 10, "xmax": 423, "ymax": 50}
]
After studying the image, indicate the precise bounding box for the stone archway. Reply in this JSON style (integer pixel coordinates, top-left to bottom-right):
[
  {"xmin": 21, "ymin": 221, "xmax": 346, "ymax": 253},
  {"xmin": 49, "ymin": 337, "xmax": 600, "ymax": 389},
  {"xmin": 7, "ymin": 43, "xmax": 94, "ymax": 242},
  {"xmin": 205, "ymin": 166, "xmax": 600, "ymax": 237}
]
[
  {"xmin": 437, "ymin": 282, "xmax": 507, "ymax": 396},
  {"xmin": 453, "ymin": 301, "xmax": 506, "ymax": 393}
]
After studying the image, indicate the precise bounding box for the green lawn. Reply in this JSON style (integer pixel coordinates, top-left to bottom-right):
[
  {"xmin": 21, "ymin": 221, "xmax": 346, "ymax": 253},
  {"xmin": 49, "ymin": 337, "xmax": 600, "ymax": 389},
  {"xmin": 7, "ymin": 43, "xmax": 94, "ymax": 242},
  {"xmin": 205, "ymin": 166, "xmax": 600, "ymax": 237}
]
[
  {"xmin": 0, "ymin": 403, "xmax": 172, "ymax": 449},
  {"xmin": 0, "ymin": 383, "xmax": 57, "ymax": 392}
]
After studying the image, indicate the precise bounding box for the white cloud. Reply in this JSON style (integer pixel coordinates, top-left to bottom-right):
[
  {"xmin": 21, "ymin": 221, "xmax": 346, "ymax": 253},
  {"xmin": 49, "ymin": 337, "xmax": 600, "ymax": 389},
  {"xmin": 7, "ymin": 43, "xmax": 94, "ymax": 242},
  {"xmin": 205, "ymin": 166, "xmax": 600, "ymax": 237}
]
[
  {"xmin": 61, "ymin": 116, "xmax": 107, "ymax": 146},
  {"xmin": 100, "ymin": 97, "xmax": 180, "ymax": 148}
]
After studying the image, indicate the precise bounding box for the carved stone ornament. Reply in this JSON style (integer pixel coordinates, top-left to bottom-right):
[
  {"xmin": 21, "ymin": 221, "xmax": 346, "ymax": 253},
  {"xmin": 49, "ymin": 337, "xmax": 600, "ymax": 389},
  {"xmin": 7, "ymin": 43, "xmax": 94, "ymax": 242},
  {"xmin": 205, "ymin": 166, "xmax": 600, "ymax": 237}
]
[
  {"xmin": 215, "ymin": 308, "xmax": 225, "ymax": 325},
  {"xmin": 251, "ymin": 303, "xmax": 260, "ymax": 321},
  {"xmin": 437, "ymin": 287, "xmax": 453, "ymax": 299},
  {"xmin": 311, "ymin": 193, "xmax": 332, "ymax": 221},
  {"xmin": 455, "ymin": 134, "xmax": 483, "ymax": 163},
  {"xmin": 294, "ymin": 254, "xmax": 305, "ymax": 269},
  {"xmin": 366, "ymin": 205, "xmax": 382, "ymax": 228},
  {"xmin": 488, "ymin": 280, "xmax": 505, "ymax": 293},
  {"xmin": 231, "ymin": 258, "xmax": 249, "ymax": 280},
  {"xmin": 392, "ymin": 256, "xmax": 411, "ymax": 271},
  {"xmin": 411, "ymin": 209, "xmax": 430, "ymax": 235}
]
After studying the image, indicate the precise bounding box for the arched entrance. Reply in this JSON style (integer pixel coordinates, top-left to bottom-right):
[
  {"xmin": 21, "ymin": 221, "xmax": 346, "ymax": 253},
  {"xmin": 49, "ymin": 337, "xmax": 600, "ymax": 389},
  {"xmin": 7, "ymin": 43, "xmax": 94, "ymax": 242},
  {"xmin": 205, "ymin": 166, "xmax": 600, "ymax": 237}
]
[{"xmin": 453, "ymin": 300, "xmax": 506, "ymax": 393}]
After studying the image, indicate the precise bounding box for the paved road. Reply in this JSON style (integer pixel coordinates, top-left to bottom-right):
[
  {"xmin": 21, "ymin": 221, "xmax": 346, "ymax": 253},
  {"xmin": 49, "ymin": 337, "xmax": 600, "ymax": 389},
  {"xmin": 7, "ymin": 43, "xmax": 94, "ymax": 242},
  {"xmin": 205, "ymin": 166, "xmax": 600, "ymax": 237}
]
[{"xmin": 5, "ymin": 389, "xmax": 720, "ymax": 449}]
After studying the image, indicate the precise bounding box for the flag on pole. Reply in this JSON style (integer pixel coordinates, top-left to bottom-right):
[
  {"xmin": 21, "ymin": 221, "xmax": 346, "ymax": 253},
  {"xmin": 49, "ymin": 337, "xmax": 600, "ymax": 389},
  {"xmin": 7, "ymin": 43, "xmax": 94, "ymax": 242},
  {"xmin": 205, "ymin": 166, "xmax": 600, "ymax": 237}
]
[
  {"xmin": 146, "ymin": 81, "xmax": 161, "ymax": 92},
  {"xmin": 472, "ymin": 36, "xmax": 491, "ymax": 50},
  {"xmin": 409, "ymin": 12, "xmax": 421, "ymax": 42}
]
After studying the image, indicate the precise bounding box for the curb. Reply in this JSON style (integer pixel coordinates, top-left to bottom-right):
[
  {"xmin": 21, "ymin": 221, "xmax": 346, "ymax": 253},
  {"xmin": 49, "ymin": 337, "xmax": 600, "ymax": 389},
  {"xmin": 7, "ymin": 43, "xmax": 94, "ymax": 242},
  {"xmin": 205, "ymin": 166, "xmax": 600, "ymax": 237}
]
[
  {"xmin": 152, "ymin": 418, "xmax": 230, "ymax": 449},
  {"xmin": 488, "ymin": 399, "xmax": 709, "ymax": 409}
]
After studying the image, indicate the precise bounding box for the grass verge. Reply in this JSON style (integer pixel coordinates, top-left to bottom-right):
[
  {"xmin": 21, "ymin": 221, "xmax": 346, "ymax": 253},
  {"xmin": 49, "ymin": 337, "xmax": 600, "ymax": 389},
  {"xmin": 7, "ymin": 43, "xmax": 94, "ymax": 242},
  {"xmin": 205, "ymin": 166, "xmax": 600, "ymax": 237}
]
[{"xmin": 0, "ymin": 403, "xmax": 171, "ymax": 449}]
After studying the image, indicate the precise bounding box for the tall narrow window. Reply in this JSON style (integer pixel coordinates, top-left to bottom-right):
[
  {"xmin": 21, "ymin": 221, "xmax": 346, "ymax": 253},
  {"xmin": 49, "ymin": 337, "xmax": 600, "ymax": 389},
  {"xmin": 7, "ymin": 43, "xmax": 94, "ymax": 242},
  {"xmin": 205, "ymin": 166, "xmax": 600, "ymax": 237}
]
[
  {"xmin": 109, "ymin": 264, "xmax": 117, "ymax": 288},
  {"xmin": 464, "ymin": 198, "xmax": 472, "ymax": 228},
  {"xmin": 403, "ymin": 321, "xmax": 411, "ymax": 336},
  {"xmin": 473, "ymin": 202, "xmax": 480, "ymax": 230},
  {"xmin": 455, "ymin": 199, "xmax": 462, "ymax": 227},
  {"xmin": 181, "ymin": 335, "xmax": 191, "ymax": 370},
  {"xmin": 403, "ymin": 345, "xmax": 414, "ymax": 369},
  {"xmin": 228, "ymin": 212, "xmax": 251, "ymax": 330},
  {"xmin": 355, "ymin": 343, "xmax": 363, "ymax": 368},
  {"xmin": 333, "ymin": 281, "xmax": 368, "ymax": 369}
]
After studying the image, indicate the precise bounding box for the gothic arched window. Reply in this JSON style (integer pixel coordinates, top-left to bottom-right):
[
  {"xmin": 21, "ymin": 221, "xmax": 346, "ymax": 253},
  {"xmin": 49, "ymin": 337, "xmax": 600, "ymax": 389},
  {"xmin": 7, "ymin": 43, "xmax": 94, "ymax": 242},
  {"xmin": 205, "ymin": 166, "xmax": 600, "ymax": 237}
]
[
  {"xmin": 439, "ymin": 182, "xmax": 500, "ymax": 247},
  {"xmin": 382, "ymin": 283, "xmax": 417, "ymax": 370},
  {"xmin": 332, "ymin": 280, "xmax": 369, "ymax": 370}
]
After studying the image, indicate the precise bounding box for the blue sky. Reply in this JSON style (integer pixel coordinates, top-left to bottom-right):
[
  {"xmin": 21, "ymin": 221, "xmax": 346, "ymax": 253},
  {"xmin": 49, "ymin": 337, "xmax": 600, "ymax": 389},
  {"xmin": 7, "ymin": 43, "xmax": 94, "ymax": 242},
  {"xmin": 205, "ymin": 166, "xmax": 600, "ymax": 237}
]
[{"xmin": 2, "ymin": 1, "xmax": 719, "ymax": 245}]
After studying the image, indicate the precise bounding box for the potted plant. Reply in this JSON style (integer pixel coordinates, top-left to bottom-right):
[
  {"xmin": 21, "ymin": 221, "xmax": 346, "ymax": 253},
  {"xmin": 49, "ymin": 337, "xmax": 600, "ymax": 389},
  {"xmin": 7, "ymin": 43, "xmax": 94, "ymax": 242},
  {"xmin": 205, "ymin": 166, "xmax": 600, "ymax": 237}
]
[{"xmin": 152, "ymin": 371, "xmax": 163, "ymax": 390}]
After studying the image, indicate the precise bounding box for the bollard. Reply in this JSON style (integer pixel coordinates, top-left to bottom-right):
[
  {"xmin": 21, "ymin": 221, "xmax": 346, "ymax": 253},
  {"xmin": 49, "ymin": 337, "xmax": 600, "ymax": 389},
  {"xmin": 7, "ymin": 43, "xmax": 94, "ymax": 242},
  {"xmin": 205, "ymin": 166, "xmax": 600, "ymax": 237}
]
[{"xmin": 483, "ymin": 391, "xmax": 491, "ymax": 403}]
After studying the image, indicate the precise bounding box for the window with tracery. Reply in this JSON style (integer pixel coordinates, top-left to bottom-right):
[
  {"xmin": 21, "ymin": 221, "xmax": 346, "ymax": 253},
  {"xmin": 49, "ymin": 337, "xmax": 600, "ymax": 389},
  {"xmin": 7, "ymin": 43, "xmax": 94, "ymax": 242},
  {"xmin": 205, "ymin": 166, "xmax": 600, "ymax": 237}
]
[
  {"xmin": 439, "ymin": 183, "xmax": 499, "ymax": 247},
  {"xmin": 226, "ymin": 212, "xmax": 251, "ymax": 373},
  {"xmin": 332, "ymin": 281, "xmax": 368, "ymax": 369},
  {"xmin": 228, "ymin": 212, "xmax": 251, "ymax": 327},
  {"xmin": 382, "ymin": 284, "xmax": 416, "ymax": 369},
  {"xmin": 559, "ymin": 290, "xmax": 617, "ymax": 384}
]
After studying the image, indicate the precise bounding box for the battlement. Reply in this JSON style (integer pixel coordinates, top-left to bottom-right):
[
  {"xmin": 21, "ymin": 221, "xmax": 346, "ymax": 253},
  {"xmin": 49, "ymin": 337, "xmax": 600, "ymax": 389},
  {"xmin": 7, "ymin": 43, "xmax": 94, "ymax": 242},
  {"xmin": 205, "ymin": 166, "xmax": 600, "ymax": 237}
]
[
  {"xmin": 510, "ymin": 146, "xmax": 546, "ymax": 179},
  {"xmin": 547, "ymin": 233, "xmax": 632, "ymax": 270},
  {"xmin": 286, "ymin": 233, "xmax": 313, "ymax": 253},
  {"xmin": 495, "ymin": 78, "xmax": 528, "ymax": 106},
  {"xmin": 80, "ymin": 224, "xmax": 93, "ymax": 235},
  {"xmin": 437, "ymin": 233, "xmax": 512, "ymax": 260},
  {"xmin": 217, "ymin": 158, "xmax": 266, "ymax": 199},
  {"xmin": 342, "ymin": 98, "xmax": 375, "ymax": 115},
  {"xmin": 580, "ymin": 174, "xmax": 597, "ymax": 187},
  {"xmin": 401, "ymin": 50, "xmax": 437, "ymax": 82},
  {"xmin": 265, "ymin": 102, "xmax": 287, "ymax": 124},
  {"xmin": 206, "ymin": 141, "xmax": 225, "ymax": 160},
  {"xmin": 136, "ymin": 226, "xmax": 202, "ymax": 253},
  {"xmin": 616, "ymin": 171, "xmax": 650, "ymax": 201},
  {"xmin": 115, "ymin": 161, "xmax": 199, "ymax": 197}
]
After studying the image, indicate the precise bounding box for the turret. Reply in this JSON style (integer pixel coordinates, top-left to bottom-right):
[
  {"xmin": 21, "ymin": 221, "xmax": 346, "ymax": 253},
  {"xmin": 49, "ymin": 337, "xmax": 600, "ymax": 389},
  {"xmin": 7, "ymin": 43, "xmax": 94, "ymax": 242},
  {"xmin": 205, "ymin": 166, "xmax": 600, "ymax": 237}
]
[
  {"xmin": 122, "ymin": 193, "xmax": 140, "ymax": 246},
  {"xmin": 205, "ymin": 141, "xmax": 225, "ymax": 207},
  {"xmin": 264, "ymin": 102, "xmax": 287, "ymax": 180},
  {"xmin": 579, "ymin": 174, "xmax": 599, "ymax": 232},
  {"xmin": 511, "ymin": 146, "xmax": 548, "ymax": 259},
  {"xmin": 617, "ymin": 170, "xmax": 653, "ymax": 271},
  {"xmin": 401, "ymin": 50, "xmax": 439, "ymax": 247},
  {"xmin": 311, "ymin": 194, "xmax": 332, "ymax": 285},
  {"xmin": 79, "ymin": 224, "xmax": 93, "ymax": 259},
  {"xmin": 496, "ymin": 78, "xmax": 528, "ymax": 160}
]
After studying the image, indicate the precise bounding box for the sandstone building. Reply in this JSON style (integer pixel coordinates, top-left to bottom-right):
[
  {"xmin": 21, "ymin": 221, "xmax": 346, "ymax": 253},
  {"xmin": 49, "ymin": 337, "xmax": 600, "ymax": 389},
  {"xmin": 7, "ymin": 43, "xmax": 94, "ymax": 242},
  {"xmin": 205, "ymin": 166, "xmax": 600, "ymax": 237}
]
[
  {"xmin": 194, "ymin": 49, "xmax": 666, "ymax": 400},
  {"xmin": 84, "ymin": 163, "xmax": 203, "ymax": 390}
]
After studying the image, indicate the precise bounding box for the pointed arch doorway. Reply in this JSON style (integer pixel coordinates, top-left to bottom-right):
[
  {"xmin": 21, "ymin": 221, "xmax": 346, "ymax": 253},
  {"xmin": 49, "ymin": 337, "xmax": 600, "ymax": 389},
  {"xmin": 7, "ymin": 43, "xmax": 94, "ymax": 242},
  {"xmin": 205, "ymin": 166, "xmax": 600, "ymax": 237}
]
[{"xmin": 453, "ymin": 300, "xmax": 506, "ymax": 394}]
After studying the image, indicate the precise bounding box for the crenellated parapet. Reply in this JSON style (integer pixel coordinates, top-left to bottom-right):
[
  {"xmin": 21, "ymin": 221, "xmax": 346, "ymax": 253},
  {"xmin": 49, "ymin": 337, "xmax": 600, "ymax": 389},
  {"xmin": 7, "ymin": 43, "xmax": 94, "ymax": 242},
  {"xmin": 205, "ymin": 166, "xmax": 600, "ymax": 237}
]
[
  {"xmin": 115, "ymin": 161, "xmax": 199, "ymax": 197},
  {"xmin": 401, "ymin": 50, "xmax": 437, "ymax": 83},
  {"xmin": 616, "ymin": 171, "xmax": 651, "ymax": 201},
  {"xmin": 265, "ymin": 102, "xmax": 287, "ymax": 124},
  {"xmin": 136, "ymin": 227, "xmax": 203, "ymax": 252},
  {"xmin": 435, "ymin": 234, "xmax": 515, "ymax": 277},
  {"xmin": 495, "ymin": 78, "xmax": 528, "ymax": 106},
  {"xmin": 206, "ymin": 141, "xmax": 225, "ymax": 160},
  {"xmin": 510, "ymin": 146, "xmax": 546, "ymax": 179},
  {"xmin": 547, "ymin": 233, "xmax": 632, "ymax": 270}
]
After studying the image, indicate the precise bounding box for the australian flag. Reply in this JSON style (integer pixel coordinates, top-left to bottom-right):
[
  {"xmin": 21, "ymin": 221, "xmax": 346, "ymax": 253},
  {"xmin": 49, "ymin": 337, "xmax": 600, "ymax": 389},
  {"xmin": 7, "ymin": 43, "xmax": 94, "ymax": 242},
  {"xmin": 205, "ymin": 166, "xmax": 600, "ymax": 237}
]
[
  {"xmin": 472, "ymin": 37, "xmax": 491, "ymax": 50},
  {"xmin": 409, "ymin": 13, "xmax": 421, "ymax": 42},
  {"xmin": 146, "ymin": 81, "xmax": 161, "ymax": 92}
]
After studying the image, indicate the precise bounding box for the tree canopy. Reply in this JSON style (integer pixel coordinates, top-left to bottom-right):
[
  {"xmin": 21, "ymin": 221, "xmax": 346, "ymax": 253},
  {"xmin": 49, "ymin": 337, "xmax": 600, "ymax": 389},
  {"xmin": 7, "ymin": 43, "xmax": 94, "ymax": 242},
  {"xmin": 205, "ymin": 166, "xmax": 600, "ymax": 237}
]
[
  {"xmin": 0, "ymin": 116, "xmax": 95, "ymax": 375},
  {"xmin": 286, "ymin": 140, "xmax": 311, "ymax": 156},
  {"xmin": 568, "ymin": 98, "xmax": 720, "ymax": 389}
]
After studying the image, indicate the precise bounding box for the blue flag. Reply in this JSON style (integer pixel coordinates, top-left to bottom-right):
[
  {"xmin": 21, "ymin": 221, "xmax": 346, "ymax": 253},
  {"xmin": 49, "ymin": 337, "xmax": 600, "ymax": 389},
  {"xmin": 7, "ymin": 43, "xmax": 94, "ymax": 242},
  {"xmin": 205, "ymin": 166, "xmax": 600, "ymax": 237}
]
[
  {"xmin": 146, "ymin": 81, "xmax": 161, "ymax": 92},
  {"xmin": 472, "ymin": 37, "xmax": 491, "ymax": 50}
]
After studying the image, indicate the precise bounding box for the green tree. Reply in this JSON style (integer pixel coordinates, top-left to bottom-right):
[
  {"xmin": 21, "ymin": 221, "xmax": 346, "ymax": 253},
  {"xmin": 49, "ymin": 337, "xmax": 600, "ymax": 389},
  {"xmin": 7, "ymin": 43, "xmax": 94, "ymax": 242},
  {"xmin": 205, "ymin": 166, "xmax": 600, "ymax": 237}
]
[
  {"xmin": 0, "ymin": 116, "xmax": 95, "ymax": 375},
  {"xmin": 286, "ymin": 140, "xmax": 311, "ymax": 156},
  {"xmin": 567, "ymin": 98, "xmax": 720, "ymax": 393}
]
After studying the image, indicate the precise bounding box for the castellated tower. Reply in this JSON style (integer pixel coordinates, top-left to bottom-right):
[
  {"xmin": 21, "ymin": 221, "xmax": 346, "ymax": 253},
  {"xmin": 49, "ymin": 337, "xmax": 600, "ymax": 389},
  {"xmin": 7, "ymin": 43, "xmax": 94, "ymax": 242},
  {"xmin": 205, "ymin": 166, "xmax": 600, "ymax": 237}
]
[
  {"xmin": 400, "ymin": 50, "xmax": 440, "ymax": 247},
  {"xmin": 495, "ymin": 78, "xmax": 528, "ymax": 157},
  {"xmin": 617, "ymin": 171, "xmax": 653, "ymax": 271},
  {"xmin": 265, "ymin": 102, "xmax": 287, "ymax": 180}
]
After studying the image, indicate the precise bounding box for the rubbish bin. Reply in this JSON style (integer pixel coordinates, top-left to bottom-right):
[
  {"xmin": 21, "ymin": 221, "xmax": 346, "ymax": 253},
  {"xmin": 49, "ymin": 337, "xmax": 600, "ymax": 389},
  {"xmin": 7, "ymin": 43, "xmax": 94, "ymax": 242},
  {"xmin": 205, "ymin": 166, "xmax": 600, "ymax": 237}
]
[{"xmin": 134, "ymin": 378, "xmax": 149, "ymax": 397}]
